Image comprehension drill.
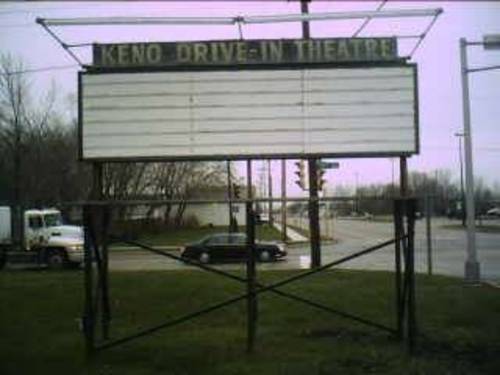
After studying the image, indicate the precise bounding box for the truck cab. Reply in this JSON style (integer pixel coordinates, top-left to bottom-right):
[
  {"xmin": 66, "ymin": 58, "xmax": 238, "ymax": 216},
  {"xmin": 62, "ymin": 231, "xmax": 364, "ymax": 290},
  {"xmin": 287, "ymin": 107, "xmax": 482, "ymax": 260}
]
[
  {"xmin": 24, "ymin": 209, "xmax": 84, "ymax": 267},
  {"xmin": 1, "ymin": 207, "xmax": 84, "ymax": 269}
]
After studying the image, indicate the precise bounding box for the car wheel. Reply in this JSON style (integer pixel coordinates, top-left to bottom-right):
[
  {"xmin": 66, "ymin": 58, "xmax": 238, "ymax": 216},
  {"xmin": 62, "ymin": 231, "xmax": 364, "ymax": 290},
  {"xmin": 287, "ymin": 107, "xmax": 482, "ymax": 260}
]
[
  {"xmin": 199, "ymin": 252, "xmax": 210, "ymax": 264},
  {"xmin": 46, "ymin": 250, "xmax": 67, "ymax": 269},
  {"xmin": 259, "ymin": 250, "xmax": 272, "ymax": 262}
]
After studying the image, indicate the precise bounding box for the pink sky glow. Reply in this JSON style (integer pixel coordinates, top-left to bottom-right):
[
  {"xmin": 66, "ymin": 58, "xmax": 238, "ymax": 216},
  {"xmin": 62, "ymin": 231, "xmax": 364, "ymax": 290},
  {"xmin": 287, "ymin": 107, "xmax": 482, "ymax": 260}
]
[{"xmin": 1, "ymin": 1, "xmax": 499, "ymax": 196}]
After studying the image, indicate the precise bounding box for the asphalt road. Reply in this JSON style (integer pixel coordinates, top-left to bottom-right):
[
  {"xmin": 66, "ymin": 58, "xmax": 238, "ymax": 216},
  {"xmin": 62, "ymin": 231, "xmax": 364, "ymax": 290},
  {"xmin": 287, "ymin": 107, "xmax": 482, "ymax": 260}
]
[{"xmin": 108, "ymin": 217, "xmax": 500, "ymax": 282}]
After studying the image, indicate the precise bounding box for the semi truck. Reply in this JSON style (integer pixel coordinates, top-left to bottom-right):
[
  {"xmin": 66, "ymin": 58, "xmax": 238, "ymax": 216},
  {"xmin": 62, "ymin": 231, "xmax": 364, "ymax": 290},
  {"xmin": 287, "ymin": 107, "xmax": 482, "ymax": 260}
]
[{"xmin": 0, "ymin": 206, "xmax": 84, "ymax": 269}]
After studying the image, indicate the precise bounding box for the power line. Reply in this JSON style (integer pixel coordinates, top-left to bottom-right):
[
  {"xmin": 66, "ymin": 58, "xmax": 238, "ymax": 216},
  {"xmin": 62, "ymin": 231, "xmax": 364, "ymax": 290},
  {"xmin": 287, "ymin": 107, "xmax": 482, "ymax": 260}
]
[
  {"xmin": 352, "ymin": 0, "xmax": 387, "ymax": 37},
  {"xmin": 0, "ymin": 23, "xmax": 36, "ymax": 29},
  {"xmin": 0, "ymin": 64, "xmax": 79, "ymax": 76},
  {"xmin": 0, "ymin": 4, "xmax": 111, "ymax": 16},
  {"xmin": 423, "ymin": 146, "xmax": 500, "ymax": 153}
]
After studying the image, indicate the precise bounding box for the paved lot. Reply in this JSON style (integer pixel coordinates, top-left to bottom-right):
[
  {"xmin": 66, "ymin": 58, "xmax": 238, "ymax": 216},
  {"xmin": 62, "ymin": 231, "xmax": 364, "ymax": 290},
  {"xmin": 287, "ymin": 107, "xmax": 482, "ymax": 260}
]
[
  {"xmin": 321, "ymin": 217, "xmax": 500, "ymax": 282},
  {"xmin": 107, "ymin": 217, "xmax": 500, "ymax": 282}
]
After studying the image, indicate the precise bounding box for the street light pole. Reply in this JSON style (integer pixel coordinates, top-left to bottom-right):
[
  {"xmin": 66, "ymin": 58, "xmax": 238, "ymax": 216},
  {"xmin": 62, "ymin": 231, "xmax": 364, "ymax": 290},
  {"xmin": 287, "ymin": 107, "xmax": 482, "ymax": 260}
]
[
  {"xmin": 460, "ymin": 38, "xmax": 480, "ymax": 283},
  {"xmin": 459, "ymin": 34, "xmax": 500, "ymax": 283}
]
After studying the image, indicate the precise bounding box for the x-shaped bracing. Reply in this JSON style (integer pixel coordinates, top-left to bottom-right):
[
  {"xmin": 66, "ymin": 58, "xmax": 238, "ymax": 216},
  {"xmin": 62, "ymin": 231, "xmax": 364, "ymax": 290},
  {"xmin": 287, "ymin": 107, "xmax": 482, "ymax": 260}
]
[{"xmin": 92, "ymin": 236, "xmax": 403, "ymax": 351}]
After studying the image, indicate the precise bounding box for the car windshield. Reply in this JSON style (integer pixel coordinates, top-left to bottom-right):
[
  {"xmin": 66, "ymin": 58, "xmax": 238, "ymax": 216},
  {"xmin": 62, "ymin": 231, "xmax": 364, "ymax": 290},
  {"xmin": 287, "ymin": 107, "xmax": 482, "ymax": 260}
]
[
  {"xmin": 231, "ymin": 234, "xmax": 246, "ymax": 245},
  {"xmin": 43, "ymin": 213, "xmax": 62, "ymax": 227},
  {"xmin": 204, "ymin": 233, "xmax": 246, "ymax": 245}
]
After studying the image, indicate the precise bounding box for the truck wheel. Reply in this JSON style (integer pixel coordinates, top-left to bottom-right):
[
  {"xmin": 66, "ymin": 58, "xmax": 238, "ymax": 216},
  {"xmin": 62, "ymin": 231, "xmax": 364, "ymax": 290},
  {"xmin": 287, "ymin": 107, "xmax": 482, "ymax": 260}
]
[
  {"xmin": 0, "ymin": 249, "xmax": 6, "ymax": 270},
  {"xmin": 46, "ymin": 250, "xmax": 67, "ymax": 269}
]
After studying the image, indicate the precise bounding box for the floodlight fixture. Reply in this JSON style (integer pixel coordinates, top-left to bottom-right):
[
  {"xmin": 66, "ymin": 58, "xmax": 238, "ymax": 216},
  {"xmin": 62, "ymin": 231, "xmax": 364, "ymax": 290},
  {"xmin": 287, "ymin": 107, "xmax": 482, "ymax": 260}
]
[
  {"xmin": 483, "ymin": 34, "xmax": 500, "ymax": 50},
  {"xmin": 36, "ymin": 16, "xmax": 236, "ymax": 27},
  {"xmin": 242, "ymin": 8, "xmax": 443, "ymax": 25},
  {"xmin": 37, "ymin": 8, "xmax": 442, "ymax": 28}
]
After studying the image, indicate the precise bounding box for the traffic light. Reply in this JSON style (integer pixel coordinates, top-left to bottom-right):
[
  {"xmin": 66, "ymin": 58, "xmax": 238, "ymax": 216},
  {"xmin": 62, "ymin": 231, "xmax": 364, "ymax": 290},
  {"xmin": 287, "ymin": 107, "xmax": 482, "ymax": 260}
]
[
  {"xmin": 233, "ymin": 183, "xmax": 241, "ymax": 199},
  {"xmin": 294, "ymin": 160, "xmax": 306, "ymax": 190},
  {"xmin": 317, "ymin": 162, "xmax": 326, "ymax": 191}
]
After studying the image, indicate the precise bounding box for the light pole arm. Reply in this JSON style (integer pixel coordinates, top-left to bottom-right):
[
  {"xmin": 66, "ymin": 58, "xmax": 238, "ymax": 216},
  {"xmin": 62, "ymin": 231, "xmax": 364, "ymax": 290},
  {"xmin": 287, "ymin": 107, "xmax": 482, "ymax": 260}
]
[{"xmin": 467, "ymin": 64, "xmax": 500, "ymax": 74}]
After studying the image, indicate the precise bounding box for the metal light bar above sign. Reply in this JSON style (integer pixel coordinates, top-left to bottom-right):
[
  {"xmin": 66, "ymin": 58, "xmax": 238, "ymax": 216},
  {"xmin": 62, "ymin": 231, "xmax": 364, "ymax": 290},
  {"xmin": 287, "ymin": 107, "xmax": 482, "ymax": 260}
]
[
  {"xmin": 37, "ymin": 16, "xmax": 235, "ymax": 27},
  {"xmin": 243, "ymin": 8, "xmax": 442, "ymax": 24},
  {"xmin": 79, "ymin": 64, "xmax": 418, "ymax": 161},
  {"xmin": 38, "ymin": 8, "xmax": 442, "ymax": 27}
]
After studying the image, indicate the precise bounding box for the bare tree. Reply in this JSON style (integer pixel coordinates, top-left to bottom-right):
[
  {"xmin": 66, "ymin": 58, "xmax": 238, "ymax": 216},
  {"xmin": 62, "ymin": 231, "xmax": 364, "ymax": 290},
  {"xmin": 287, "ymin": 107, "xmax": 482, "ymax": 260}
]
[
  {"xmin": 0, "ymin": 55, "xmax": 35, "ymax": 248},
  {"xmin": 0, "ymin": 55, "xmax": 30, "ymax": 205},
  {"xmin": 146, "ymin": 161, "xmax": 225, "ymax": 227},
  {"xmin": 0, "ymin": 55, "xmax": 91, "ymax": 208}
]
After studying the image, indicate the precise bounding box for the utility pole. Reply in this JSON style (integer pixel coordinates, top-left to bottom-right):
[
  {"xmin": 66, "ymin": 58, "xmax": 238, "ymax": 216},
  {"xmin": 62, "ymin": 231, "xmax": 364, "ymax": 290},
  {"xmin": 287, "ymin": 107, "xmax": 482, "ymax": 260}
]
[
  {"xmin": 300, "ymin": 0, "xmax": 321, "ymax": 268},
  {"xmin": 281, "ymin": 159, "xmax": 287, "ymax": 242},
  {"xmin": 301, "ymin": 0, "xmax": 310, "ymax": 39}
]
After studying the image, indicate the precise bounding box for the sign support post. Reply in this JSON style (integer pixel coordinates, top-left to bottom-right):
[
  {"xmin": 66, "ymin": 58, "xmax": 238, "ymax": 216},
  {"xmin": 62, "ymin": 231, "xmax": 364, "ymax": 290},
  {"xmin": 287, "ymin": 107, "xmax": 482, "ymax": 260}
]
[
  {"xmin": 227, "ymin": 161, "xmax": 235, "ymax": 233},
  {"xmin": 246, "ymin": 160, "xmax": 257, "ymax": 353},
  {"xmin": 281, "ymin": 159, "xmax": 287, "ymax": 242},
  {"xmin": 308, "ymin": 159, "xmax": 321, "ymax": 268}
]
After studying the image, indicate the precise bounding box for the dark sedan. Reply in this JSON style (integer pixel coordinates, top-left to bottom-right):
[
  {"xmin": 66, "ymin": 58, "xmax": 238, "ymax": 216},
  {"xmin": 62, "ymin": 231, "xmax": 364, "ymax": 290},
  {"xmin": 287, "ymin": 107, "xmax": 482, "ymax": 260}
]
[{"xmin": 181, "ymin": 233, "xmax": 287, "ymax": 264}]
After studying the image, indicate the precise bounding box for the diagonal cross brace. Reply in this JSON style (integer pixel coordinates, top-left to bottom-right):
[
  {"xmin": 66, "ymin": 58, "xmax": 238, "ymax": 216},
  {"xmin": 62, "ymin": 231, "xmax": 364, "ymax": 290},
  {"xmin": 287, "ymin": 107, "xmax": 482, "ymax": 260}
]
[
  {"xmin": 95, "ymin": 237, "xmax": 401, "ymax": 351},
  {"xmin": 111, "ymin": 236, "xmax": 398, "ymax": 333}
]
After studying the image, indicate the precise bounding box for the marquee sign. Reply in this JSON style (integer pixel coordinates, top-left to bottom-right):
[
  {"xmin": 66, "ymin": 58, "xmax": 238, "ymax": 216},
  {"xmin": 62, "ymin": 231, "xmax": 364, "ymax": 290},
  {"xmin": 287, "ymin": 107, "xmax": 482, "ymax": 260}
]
[
  {"xmin": 79, "ymin": 37, "xmax": 418, "ymax": 162},
  {"xmin": 79, "ymin": 64, "xmax": 418, "ymax": 161},
  {"xmin": 93, "ymin": 37, "xmax": 398, "ymax": 68}
]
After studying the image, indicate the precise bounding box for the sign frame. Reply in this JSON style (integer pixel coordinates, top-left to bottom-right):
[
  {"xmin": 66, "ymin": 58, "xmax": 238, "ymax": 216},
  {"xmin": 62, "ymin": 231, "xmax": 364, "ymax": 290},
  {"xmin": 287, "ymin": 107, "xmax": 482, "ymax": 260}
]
[{"xmin": 78, "ymin": 60, "xmax": 419, "ymax": 163}]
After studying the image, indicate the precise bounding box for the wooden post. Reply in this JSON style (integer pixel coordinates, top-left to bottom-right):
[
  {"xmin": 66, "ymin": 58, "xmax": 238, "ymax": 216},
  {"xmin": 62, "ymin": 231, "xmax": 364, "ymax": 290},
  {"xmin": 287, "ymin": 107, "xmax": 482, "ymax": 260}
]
[
  {"xmin": 246, "ymin": 160, "xmax": 257, "ymax": 352},
  {"xmin": 101, "ymin": 205, "xmax": 111, "ymax": 340},
  {"xmin": 407, "ymin": 199, "xmax": 417, "ymax": 353},
  {"xmin": 394, "ymin": 156, "xmax": 409, "ymax": 340},
  {"xmin": 425, "ymin": 195, "xmax": 433, "ymax": 276},
  {"xmin": 281, "ymin": 159, "xmax": 287, "ymax": 242},
  {"xmin": 400, "ymin": 157, "xmax": 408, "ymax": 197},
  {"xmin": 393, "ymin": 200, "xmax": 404, "ymax": 340},
  {"xmin": 82, "ymin": 205, "xmax": 95, "ymax": 357},
  {"xmin": 309, "ymin": 159, "xmax": 321, "ymax": 268},
  {"xmin": 227, "ymin": 160, "xmax": 234, "ymax": 232},
  {"xmin": 268, "ymin": 160, "xmax": 274, "ymax": 226}
]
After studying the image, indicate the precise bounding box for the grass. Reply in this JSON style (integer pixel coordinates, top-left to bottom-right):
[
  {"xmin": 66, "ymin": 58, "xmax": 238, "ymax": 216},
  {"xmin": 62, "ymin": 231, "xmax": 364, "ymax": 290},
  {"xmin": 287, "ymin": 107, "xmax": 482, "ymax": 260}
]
[
  {"xmin": 1, "ymin": 269, "xmax": 500, "ymax": 374},
  {"xmin": 285, "ymin": 224, "xmax": 334, "ymax": 242},
  {"xmin": 441, "ymin": 223, "xmax": 500, "ymax": 233},
  {"xmin": 286, "ymin": 223, "xmax": 310, "ymax": 239},
  {"xmin": 370, "ymin": 215, "xmax": 394, "ymax": 223},
  {"xmin": 115, "ymin": 224, "xmax": 282, "ymax": 247}
]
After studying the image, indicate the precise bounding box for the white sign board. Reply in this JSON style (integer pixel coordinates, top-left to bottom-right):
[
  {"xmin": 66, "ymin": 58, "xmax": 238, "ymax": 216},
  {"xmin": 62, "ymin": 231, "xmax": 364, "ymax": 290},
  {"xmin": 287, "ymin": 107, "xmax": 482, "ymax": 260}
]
[{"xmin": 79, "ymin": 65, "xmax": 418, "ymax": 161}]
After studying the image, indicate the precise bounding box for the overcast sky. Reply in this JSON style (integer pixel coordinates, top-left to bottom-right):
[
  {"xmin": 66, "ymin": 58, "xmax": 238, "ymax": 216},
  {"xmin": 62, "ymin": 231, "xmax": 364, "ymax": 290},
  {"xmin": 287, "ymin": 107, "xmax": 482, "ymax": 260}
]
[{"xmin": 1, "ymin": 1, "xmax": 499, "ymax": 196}]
